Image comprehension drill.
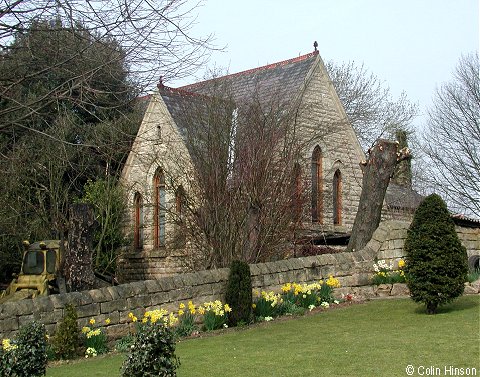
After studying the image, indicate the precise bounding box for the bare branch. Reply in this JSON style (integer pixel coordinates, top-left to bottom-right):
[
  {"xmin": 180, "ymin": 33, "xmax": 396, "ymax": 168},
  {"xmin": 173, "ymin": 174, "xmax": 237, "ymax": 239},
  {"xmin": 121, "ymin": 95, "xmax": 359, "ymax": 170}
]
[{"xmin": 422, "ymin": 52, "xmax": 480, "ymax": 217}]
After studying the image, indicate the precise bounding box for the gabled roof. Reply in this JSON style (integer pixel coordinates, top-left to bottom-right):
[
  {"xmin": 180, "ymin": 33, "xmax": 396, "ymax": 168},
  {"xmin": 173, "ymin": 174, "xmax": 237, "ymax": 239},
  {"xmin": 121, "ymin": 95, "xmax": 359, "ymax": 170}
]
[
  {"xmin": 178, "ymin": 51, "xmax": 319, "ymax": 107},
  {"xmin": 157, "ymin": 51, "xmax": 320, "ymax": 145},
  {"xmin": 159, "ymin": 86, "xmax": 205, "ymax": 136},
  {"xmin": 385, "ymin": 183, "xmax": 424, "ymax": 211}
]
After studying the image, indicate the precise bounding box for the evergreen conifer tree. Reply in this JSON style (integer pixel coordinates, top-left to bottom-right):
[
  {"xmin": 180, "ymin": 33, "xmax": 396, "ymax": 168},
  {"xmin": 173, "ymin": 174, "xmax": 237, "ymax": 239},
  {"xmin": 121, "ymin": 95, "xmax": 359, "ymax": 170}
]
[
  {"xmin": 404, "ymin": 194, "xmax": 468, "ymax": 314},
  {"xmin": 225, "ymin": 260, "xmax": 252, "ymax": 326},
  {"xmin": 52, "ymin": 303, "xmax": 80, "ymax": 359}
]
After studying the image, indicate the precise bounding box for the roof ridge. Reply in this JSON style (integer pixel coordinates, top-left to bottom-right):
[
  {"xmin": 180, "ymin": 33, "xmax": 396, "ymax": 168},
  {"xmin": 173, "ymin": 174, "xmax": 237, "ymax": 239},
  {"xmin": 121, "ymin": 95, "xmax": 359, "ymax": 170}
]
[
  {"xmin": 179, "ymin": 50, "xmax": 319, "ymax": 91},
  {"xmin": 159, "ymin": 85, "xmax": 200, "ymax": 97}
]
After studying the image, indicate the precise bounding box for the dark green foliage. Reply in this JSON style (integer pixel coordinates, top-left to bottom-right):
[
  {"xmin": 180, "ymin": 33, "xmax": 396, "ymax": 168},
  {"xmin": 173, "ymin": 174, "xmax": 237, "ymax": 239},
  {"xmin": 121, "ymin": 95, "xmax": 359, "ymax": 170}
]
[
  {"xmin": 77, "ymin": 178, "xmax": 128, "ymax": 274},
  {"xmin": 0, "ymin": 20, "xmax": 135, "ymax": 134},
  {"xmin": 0, "ymin": 348, "xmax": 12, "ymax": 377},
  {"xmin": 175, "ymin": 313, "xmax": 198, "ymax": 337},
  {"xmin": 52, "ymin": 303, "xmax": 80, "ymax": 359},
  {"xmin": 0, "ymin": 321, "xmax": 47, "ymax": 377},
  {"xmin": 0, "ymin": 20, "xmax": 142, "ymax": 283},
  {"xmin": 14, "ymin": 322, "xmax": 48, "ymax": 377},
  {"xmin": 225, "ymin": 260, "xmax": 253, "ymax": 326},
  {"xmin": 115, "ymin": 335, "xmax": 135, "ymax": 353},
  {"xmin": 121, "ymin": 322, "xmax": 180, "ymax": 377},
  {"xmin": 404, "ymin": 194, "xmax": 468, "ymax": 314}
]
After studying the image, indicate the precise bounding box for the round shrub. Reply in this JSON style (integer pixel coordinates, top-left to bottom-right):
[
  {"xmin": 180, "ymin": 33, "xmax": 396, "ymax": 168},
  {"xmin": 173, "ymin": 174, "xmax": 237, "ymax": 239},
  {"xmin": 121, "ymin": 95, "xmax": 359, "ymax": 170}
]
[
  {"xmin": 404, "ymin": 194, "xmax": 468, "ymax": 314},
  {"xmin": 225, "ymin": 260, "xmax": 252, "ymax": 326},
  {"xmin": 0, "ymin": 321, "xmax": 48, "ymax": 377},
  {"xmin": 121, "ymin": 321, "xmax": 180, "ymax": 377}
]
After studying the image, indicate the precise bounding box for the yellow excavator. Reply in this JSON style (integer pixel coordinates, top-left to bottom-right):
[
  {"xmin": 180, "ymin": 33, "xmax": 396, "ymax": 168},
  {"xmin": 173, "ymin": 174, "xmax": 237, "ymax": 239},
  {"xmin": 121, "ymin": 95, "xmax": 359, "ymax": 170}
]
[{"xmin": 0, "ymin": 240, "xmax": 66, "ymax": 304}]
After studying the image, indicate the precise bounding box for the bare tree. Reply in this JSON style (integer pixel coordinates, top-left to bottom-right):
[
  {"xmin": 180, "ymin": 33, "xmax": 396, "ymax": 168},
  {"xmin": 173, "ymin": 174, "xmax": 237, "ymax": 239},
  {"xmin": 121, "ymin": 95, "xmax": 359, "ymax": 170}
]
[
  {"xmin": 0, "ymin": 0, "xmax": 213, "ymax": 133},
  {"xmin": 325, "ymin": 60, "xmax": 418, "ymax": 150},
  {"xmin": 169, "ymin": 92, "xmax": 308, "ymax": 268},
  {"xmin": 149, "ymin": 79, "xmax": 339, "ymax": 269},
  {"xmin": 423, "ymin": 53, "xmax": 480, "ymax": 218}
]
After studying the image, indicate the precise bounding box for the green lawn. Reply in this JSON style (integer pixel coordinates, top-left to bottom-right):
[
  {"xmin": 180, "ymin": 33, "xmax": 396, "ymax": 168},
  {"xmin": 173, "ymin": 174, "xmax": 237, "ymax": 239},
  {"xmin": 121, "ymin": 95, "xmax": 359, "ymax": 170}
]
[{"xmin": 46, "ymin": 296, "xmax": 480, "ymax": 377}]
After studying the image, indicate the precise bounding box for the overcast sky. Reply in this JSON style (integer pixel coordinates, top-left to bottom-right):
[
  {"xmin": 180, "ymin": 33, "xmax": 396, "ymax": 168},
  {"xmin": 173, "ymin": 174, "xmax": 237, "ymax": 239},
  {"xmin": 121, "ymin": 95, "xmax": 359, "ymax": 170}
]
[{"xmin": 173, "ymin": 0, "xmax": 479, "ymax": 130}]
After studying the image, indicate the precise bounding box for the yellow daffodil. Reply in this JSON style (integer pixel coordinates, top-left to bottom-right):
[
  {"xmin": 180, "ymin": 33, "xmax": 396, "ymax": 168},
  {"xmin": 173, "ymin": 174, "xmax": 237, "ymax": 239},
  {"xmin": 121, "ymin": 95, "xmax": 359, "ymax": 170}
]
[
  {"xmin": 2, "ymin": 339, "xmax": 17, "ymax": 352},
  {"xmin": 168, "ymin": 313, "xmax": 178, "ymax": 327},
  {"xmin": 281, "ymin": 283, "xmax": 292, "ymax": 293},
  {"xmin": 326, "ymin": 275, "xmax": 341, "ymax": 288},
  {"xmin": 128, "ymin": 312, "xmax": 138, "ymax": 322},
  {"xmin": 188, "ymin": 301, "xmax": 196, "ymax": 314}
]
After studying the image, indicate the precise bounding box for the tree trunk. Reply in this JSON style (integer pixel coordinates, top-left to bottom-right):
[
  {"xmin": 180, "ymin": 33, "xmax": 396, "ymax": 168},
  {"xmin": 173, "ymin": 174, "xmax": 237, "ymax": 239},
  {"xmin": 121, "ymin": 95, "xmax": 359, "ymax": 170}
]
[
  {"xmin": 244, "ymin": 202, "xmax": 260, "ymax": 263},
  {"xmin": 347, "ymin": 139, "xmax": 410, "ymax": 252},
  {"xmin": 426, "ymin": 302, "xmax": 438, "ymax": 315},
  {"xmin": 64, "ymin": 203, "xmax": 97, "ymax": 292}
]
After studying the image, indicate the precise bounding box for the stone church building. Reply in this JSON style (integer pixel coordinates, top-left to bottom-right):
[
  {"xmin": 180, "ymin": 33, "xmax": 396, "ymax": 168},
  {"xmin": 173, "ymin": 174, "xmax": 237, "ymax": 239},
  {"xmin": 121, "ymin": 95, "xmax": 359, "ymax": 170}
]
[{"xmin": 118, "ymin": 49, "xmax": 417, "ymax": 281}]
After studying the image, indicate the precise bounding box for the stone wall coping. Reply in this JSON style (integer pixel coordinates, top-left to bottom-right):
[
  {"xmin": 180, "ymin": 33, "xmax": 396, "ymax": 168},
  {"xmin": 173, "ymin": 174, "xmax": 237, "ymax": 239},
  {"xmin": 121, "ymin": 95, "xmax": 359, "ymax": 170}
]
[{"xmin": 1, "ymin": 220, "xmax": 478, "ymax": 340}]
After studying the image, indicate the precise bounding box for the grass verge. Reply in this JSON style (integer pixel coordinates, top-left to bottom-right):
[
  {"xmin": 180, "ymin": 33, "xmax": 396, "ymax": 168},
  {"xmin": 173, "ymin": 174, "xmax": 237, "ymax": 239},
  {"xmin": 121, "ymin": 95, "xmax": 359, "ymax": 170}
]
[{"xmin": 46, "ymin": 295, "xmax": 480, "ymax": 377}]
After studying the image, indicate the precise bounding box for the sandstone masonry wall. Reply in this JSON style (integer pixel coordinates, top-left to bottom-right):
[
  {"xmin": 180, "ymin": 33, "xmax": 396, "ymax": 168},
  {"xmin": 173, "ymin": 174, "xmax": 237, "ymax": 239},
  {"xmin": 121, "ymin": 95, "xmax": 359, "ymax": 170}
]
[
  {"xmin": 369, "ymin": 220, "xmax": 480, "ymax": 262},
  {"xmin": 1, "ymin": 221, "xmax": 478, "ymax": 341},
  {"xmin": 0, "ymin": 248, "xmax": 376, "ymax": 341}
]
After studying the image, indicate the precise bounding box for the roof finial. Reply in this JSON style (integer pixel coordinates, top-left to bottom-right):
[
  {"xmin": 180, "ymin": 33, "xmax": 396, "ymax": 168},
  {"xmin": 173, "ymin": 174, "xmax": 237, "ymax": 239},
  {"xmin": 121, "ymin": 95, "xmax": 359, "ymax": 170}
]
[
  {"xmin": 157, "ymin": 76, "xmax": 164, "ymax": 90},
  {"xmin": 313, "ymin": 41, "xmax": 318, "ymax": 52}
]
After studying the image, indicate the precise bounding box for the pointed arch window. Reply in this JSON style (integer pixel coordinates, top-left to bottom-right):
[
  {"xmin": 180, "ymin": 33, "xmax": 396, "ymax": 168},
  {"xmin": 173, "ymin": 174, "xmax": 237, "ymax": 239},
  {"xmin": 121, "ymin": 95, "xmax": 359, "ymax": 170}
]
[
  {"xmin": 333, "ymin": 169, "xmax": 342, "ymax": 225},
  {"xmin": 153, "ymin": 169, "xmax": 166, "ymax": 248},
  {"xmin": 311, "ymin": 146, "xmax": 323, "ymax": 223},
  {"xmin": 133, "ymin": 192, "xmax": 143, "ymax": 250}
]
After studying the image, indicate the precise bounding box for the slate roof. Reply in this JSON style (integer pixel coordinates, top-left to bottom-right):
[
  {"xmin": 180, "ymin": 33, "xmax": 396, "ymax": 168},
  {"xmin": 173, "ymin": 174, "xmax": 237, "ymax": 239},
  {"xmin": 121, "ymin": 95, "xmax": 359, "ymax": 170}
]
[
  {"xmin": 178, "ymin": 51, "xmax": 319, "ymax": 107},
  {"xmin": 451, "ymin": 214, "xmax": 480, "ymax": 228},
  {"xmin": 159, "ymin": 51, "xmax": 320, "ymax": 143},
  {"xmin": 159, "ymin": 86, "xmax": 205, "ymax": 136},
  {"xmin": 385, "ymin": 183, "xmax": 424, "ymax": 210}
]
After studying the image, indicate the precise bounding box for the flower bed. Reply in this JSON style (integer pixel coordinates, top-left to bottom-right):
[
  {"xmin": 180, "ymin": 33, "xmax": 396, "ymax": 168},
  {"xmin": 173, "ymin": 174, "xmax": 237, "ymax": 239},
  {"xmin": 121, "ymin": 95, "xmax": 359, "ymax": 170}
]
[
  {"xmin": 1, "ymin": 278, "xmax": 346, "ymax": 373},
  {"xmin": 252, "ymin": 276, "xmax": 348, "ymax": 321},
  {"xmin": 371, "ymin": 259, "xmax": 406, "ymax": 285}
]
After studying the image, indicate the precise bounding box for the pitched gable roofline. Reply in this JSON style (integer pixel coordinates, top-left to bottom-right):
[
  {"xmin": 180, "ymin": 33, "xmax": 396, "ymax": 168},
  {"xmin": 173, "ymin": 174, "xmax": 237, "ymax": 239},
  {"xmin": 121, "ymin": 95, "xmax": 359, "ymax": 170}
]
[
  {"xmin": 176, "ymin": 51, "xmax": 321, "ymax": 112},
  {"xmin": 173, "ymin": 49, "xmax": 364, "ymax": 164},
  {"xmin": 179, "ymin": 51, "xmax": 320, "ymax": 91},
  {"xmin": 159, "ymin": 85, "xmax": 198, "ymax": 97}
]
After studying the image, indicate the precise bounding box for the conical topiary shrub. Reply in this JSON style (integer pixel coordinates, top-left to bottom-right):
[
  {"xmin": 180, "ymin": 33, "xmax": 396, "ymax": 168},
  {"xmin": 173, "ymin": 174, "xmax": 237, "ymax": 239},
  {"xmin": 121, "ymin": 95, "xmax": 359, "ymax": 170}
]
[
  {"xmin": 404, "ymin": 193, "xmax": 468, "ymax": 314},
  {"xmin": 225, "ymin": 260, "xmax": 252, "ymax": 326},
  {"xmin": 52, "ymin": 303, "xmax": 80, "ymax": 359}
]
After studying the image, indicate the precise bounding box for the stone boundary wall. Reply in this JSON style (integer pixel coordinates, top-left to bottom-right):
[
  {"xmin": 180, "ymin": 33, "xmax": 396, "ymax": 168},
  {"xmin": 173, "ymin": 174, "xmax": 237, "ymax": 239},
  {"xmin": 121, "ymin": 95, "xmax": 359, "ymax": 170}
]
[
  {"xmin": 369, "ymin": 220, "xmax": 480, "ymax": 262},
  {"xmin": 0, "ymin": 249, "xmax": 377, "ymax": 341},
  {"xmin": 1, "ymin": 221, "xmax": 479, "ymax": 341}
]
